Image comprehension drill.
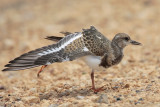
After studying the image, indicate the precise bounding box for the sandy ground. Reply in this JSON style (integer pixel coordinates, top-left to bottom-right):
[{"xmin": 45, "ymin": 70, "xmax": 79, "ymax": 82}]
[{"xmin": 0, "ymin": 0, "xmax": 160, "ymax": 106}]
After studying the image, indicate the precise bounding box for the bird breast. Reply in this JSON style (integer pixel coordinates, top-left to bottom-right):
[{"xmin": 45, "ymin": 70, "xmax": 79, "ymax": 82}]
[
  {"xmin": 83, "ymin": 55, "xmax": 105, "ymax": 71},
  {"xmin": 83, "ymin": 54, "xmax": 123, "ymax": 71}
]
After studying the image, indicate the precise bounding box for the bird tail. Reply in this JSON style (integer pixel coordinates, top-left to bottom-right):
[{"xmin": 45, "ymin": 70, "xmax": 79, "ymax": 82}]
[
  {"xmin": 45, "ymin": 36, "xmax": 63, "ymax": 42},
  {"xmin": 45, "ymin": 32, "xmax": 73, "ymax": 42}
]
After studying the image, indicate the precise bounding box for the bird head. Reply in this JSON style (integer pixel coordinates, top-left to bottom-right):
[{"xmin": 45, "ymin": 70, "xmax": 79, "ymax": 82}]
[{"xmin": 112, "ymin": 33, "xmax": 142, "ymax": 48}]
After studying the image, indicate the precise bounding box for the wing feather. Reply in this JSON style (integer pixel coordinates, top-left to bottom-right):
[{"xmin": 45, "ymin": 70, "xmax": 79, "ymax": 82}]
[{"xmin": 2, "ymin": 32, "xmax": 92, "ymax": 71}]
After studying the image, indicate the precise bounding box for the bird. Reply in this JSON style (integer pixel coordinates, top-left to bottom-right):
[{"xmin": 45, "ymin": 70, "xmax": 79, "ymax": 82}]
[{"xmin": 2, "ymin": 26, "xmax": 141, "ymax": 93}]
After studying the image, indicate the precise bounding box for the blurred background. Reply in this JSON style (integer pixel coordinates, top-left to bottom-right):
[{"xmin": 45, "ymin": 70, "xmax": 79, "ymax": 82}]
[{"xmin": 0, "ymin": 0, "xmax": 160, "ymax": 106}]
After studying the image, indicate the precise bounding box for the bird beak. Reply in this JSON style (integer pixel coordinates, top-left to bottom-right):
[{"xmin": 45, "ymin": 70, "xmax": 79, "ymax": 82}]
[{"xmin": 130, "ymin": 40, "xmax": 142, "ymax": 45}]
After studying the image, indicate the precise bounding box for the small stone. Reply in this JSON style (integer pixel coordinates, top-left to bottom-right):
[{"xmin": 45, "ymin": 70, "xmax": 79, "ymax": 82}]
[
  {"xmin": 79, "ymin": 89, "xmax": 89, "ymax": 95},
  {"xmin": 29, "ymin": 88, "xmax": 37, "ymax": 93},
  {"xmin": 0, "ymin": 86, "xmax": 5, "ymax": 90},
  {"xmin": 151, "ymin": 80, "xmax": 155, "ymax": 83},
  {"xmin": 59, "ymin": 102, "xmax": 71, "ymax": 107},
  {"xmin": 15, "ymin": 97, "xmax": 21, "ymax": 101},
  {"xmin": 4, "ymin": 39, "xmax": 15, "ymax": 48},
  {"xmin": 128, "ymin": 59, "xmax": 135, "ymax": 63},
  {"xmin": 58, "ymin": 90, "xmax": 70, "ymax": 97},
  {"xmin": 135, "ymin": 101, "xmax": 141, "ymax": 105},
  {"xmin": 135, "ymin": 89, "xmax": 145, "ymax": 93},
  {"xmin": 116, "ymin": 97, "xmax": 121, "ymax": 101},
  {"xmin": 121, "ymin": 60, "xmax": 127, "ymax": 65},
  {"xmin": 39, "ymin": 92, "xmax": 54, "ymax": 100},
  {"xmin": 76, "ymin": 96, "xmax": 84, "ymax": 100},
  {"xmin": 48, "ymin": 104, "xmax": 59, "ymax": 107},
  {"xmin": 138, "ymin": 98, "xmax": 143, "ymax": 101},
  {"xmin": 112, "ymin": 86, "xmax": 119, "ymax": 90},
  {"xmin": 135, "ymin": 90, "xmax": 139, "ymax": 93},
  {"xmin": 124, "ymin": 84, "xmax": 130, "ymax": 88},
  {"xmin": 97, "ymin": 94, "xmax": 108, "ymax": 104},
  {"xmin": 23, "ymin": 96, "xmax": 39, "ymax": 103}
]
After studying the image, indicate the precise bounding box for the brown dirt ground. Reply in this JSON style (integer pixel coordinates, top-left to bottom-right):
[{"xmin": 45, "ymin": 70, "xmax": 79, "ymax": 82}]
[{"xmin": 0, "ymin": 0, "xmax": 160, "ymax": 107}]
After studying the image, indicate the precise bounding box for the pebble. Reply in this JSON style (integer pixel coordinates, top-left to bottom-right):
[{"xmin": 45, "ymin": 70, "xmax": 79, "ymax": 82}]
[
  {"xmin": 59, "ymin": 102, "xmax": 71, "ymax": 107},
  {"xmin": 0, "ymin": 86, "xmax": 5, "ymax": 90},
  {"xmin": 135, "ymin": 89, "xmax": 144, "ymax": 93},
  {"xmin": 79, "ymin": 89, "xmax": 88, "ymax": 95},
  {"xmin": 135, "ymin": 90, "xmax": 141, "ymax": 93},
  {"xmin": 138, "ymin": 98, "xmax": 143, "ymax": 101},
  {"xmin": 29, "ymin": 88, "xmax": 37, "ymax": 93},
  {"xmin": 97, "ymin": 94, "xmax": 108, "ymax": 104},
  {"xmin": 116, "ymin": 97, "xmax": 121, "ymax": 101},
  {"xmin": 48, "ymin": 104, "xmax": 59, "ymax": 107},
  {"xmin": 121, "ymin": 60, "xmax": 127, "ymax": 65},
  {"xmin": 124, "ymin": 84, "xmax": 130, "ymax": 88},
  {"xmin": 15, "ymin": 97, "xmax": 21, "ymax": 101},
  {"xmin": 23, "ymin": 96, "xmax": 39, "ymax": 103},
  {"xmin": 114, "ymin": 95, "xmax": 122, "ymax": 101},
  {"xmin": 135, "ymin": 101, "xmax": 141, "ymax": 105},
  {"xmin": 4, "ymin": 39, "xmax": 14, "ymax": 48},
  {"xmin": 135, "ymin": 98, "xmax": 143, "ymax": 105},
  {"xmin": 76, "ymin": 96, "xmax": 84, "ymax": 100},
  {"xmin": 39, "ymin": 92, "xmax": 55, "ymax": 100},
  {"xmin": 58, "ymin": 90, "xmax": 70, "ymax": 97},
  {"xmin": 112, "ymin": 86, "xmax": 119, "ymax": 90}
]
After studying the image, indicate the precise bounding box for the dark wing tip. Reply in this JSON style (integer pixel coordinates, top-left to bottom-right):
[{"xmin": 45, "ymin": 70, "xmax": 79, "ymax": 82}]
[
  {"xmin": 2, "ymin": 69, "xmax": 7, "ymax": 72},
  {"xmin": 9, "ymin": 60, "xmax": 14, "ymax": 63},
  {"xmin": 4, "ymin": 64, "xmax": 10, "ymax": 67},
  {"xmin": 2, "ymin": 68, "xmax": 13, "ymax": 72}
]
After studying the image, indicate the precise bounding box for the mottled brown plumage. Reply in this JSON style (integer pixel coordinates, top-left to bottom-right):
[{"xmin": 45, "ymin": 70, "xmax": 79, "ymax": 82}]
[
  {"xmin": 82, "ymin": 26, "xmax": 111, "ymax": 56},
  {"xmin": 2, "ymin": 26, "xmax": 141, "ymax": 93}
]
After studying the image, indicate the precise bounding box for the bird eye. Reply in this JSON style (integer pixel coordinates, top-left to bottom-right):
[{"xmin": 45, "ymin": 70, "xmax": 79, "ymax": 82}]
[{"xmin": 124, "ymin": 37, "xmax": 129, "ymax": 41}]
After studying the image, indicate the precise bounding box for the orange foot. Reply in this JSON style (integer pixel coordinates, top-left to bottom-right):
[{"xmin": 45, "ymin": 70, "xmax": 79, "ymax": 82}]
[{"xmin": 90, "ymin": 86, "xmax": 105, "ymax": 94}]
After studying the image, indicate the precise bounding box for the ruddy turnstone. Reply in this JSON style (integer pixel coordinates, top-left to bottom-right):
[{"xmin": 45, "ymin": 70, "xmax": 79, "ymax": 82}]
[{"xmin": 2, "ymin": 26, "xmax": 141, "ymax": 93}]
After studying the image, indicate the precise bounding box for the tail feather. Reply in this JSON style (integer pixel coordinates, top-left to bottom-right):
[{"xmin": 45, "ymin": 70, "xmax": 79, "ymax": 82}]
[{"xmin": 45, "ymin": 36, "xmax": 63, "ymax": 42}]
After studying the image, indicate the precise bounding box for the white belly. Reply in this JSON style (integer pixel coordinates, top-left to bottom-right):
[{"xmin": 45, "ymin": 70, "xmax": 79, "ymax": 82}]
[{"xmin": 83, "ymin": 55, "xmax": 105, "ymax": 71}]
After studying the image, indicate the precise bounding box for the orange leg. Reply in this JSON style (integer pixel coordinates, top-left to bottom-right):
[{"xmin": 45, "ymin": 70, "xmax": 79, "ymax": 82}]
[
  {"xmin": 37, "ymin": 65, "xmax": 47, "ymax": 77},
  {"xmin": 90, "ymin": 70, "xmax": 105, "ymax": 93}
]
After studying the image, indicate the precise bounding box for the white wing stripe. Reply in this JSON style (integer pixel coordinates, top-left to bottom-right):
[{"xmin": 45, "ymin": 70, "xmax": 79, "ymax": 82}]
[
  {"xmin": 83, "ymin": 47, "xmax": 89, "ymax": 51},
  {"xmin": 38, "ymin": 33, "xmax": 82, "ymax": 56}
]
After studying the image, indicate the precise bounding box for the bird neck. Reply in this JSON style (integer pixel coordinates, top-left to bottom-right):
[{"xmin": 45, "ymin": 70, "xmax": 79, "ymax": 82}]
[{"xmin": 111, "ymin": 41, "xmax": 123, "ymax": 57}]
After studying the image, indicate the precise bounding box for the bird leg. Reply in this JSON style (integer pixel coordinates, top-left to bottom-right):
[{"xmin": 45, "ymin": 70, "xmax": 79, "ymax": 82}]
[
  {"xmin": 37, "ymin": 65, "xmax": 47, "ymax": 77},
  {"xmin": 90, "ymin": 70, "xmax": 105, "ymax": 93}
]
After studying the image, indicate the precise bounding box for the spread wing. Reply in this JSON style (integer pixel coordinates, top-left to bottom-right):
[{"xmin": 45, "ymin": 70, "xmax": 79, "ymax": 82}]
[{"xmin": 2, "ymin": 32, "xmax": 92, "ymax": 71}]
